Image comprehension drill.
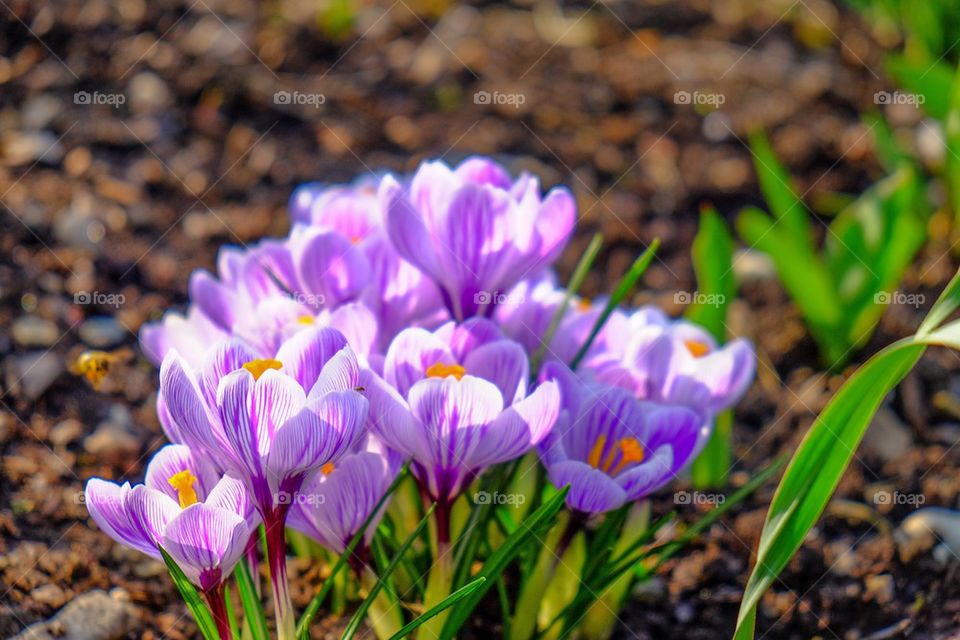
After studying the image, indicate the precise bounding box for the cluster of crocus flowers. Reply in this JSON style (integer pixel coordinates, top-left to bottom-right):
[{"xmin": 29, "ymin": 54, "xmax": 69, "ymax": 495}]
[{"xmin": 86, "ymin": 155, "xmax": 756, "ymax": 640}]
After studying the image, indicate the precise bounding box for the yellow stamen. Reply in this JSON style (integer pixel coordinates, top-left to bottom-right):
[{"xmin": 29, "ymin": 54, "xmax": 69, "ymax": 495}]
[
  {"xmin": 297, "ymin": 315, "xmax": 315, "ymax": 325},
  {"xmin": 587, "ymin": 434, "xmax": 607, "ymax": 470},
  {"xmin": 609, "ymin": 437, "xmax": 646, "ymax": 476},
  {"xmin": 321, "ymin": 462, "xmax": 335, "ymax": 476},
  {"xmin": 577, "ymin": 298, "xmax": 591, "ymax": 312},
  {"xmin": 425, "ymin": 362, "xmax": 466, "ymax": 381},
  {"xmin": 350, "ymin": 235, "xmax": 363, "ymax": 244},
  {"xmin": 168, "ymin": 469, "xmax": 199, "ymax": 508},
  {"xmin": 684, "ymin": 340, "xmax": 710, "ymax": 358},
  {"xmin": 243, "ymin": 358, "xmax": 283, "ymax": 380}
]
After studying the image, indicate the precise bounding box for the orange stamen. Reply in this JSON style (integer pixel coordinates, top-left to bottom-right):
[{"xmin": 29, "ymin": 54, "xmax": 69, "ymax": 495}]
[
  {"xmin": 425, "ymin": 362, "xmax": 466, "ymax": 380},
  {"xmin": 243, "ymin": 358, "xmax": 283, "ymax": 380},
  {"xmin": 609, "ymin": 438, "xmax": 646, "ymax": 475},
  {"xmin": 684, "ymin": 340, "xmax": 710, "ymax": 358},
  {"xmin": 321, "ymin": 462, "xmax": 335, "ymax": 476},
  {"xmin": 297, "ymin": 315, "xmax": 315, "ymax": 325}
]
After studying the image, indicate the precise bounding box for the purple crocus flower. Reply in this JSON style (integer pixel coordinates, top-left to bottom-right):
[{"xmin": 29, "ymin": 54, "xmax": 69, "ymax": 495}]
[
  {"xmin": 85, "ymin": 444, "xmax": 258, "ymax": 637},
  {"xmin": 287, "ymin": 435, "xmax": 403, "ymax": 556},
  {"xmin": 583, "ymin": 306, "xmax": 755, "ymax": 422},
  {"xmin": 289, "ymin": 179, "xmax": 447, "ymax": 351},
  {"xmin": 536, "ymin": 378, "xmax": 701, "ymax": 514},
  {"xmin": 381, "ymin": 156, "xmax": 576, "ymax": 320},
  {"xmin": 364, "ymin": 319, "xmax": 560, "ymax": 510},
  {"xmin": 141, "ymin": 306, "xmax": 229, "ymax": 368},
  {"xmin": 160, "ymin": 327, "xmax": 369, "ymax": 639}
]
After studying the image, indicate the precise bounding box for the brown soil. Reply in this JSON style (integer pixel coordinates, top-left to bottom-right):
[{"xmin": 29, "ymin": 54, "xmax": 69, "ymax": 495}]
[{"xmin": 2, "ymin": 0, "xmax": 959, "ymax": 638}]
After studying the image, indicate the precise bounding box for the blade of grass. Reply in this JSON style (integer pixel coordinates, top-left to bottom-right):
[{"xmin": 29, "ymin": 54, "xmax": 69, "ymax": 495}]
[
  {"xmin": 733, "ymin": 267, "xmax": 960, "ymax": 639},
  {"xmin": 439, "ymin": 486, "xmax": 570, "ymax": 639},
  {"xmin": 341, "ymin": 504, "xmax": 436, "ymax": 640},
  {"xmin": 531, "ymin": 233, "xmax": 603, "ymax": 373},
  {"xmin": 296, "ymin": 465, "xmax": 409, "ymax": 639},
  {"xmin": 235, "ymin": 561, "xmax": 268, "ymax": 640},
  {"xmin": 570, "ymin": 240, "xmax": 660, "ymax": 370},
  {"xmin": 385, "ymin": 577, "xmax": 487, "ymax": 640},
  {"xmin": 159, "ymin": 548, "xmax": 220, "ymax": 640},
  {"xmin": 748, "ymin": 131, "xmax": 814, "ymax": 250}
]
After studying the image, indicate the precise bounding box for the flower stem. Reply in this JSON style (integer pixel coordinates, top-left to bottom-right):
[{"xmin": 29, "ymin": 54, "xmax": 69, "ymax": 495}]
[
  {"xmin": 265, "ymin": 509, "xmax": 295, "ymax": 640},
  {"xmin": 419, "ymin": 497, "xmax": 452, "ymax": 639},
  {"xmin": 204, "ymin": 584, "xmax": 232, "ymax": 640}
]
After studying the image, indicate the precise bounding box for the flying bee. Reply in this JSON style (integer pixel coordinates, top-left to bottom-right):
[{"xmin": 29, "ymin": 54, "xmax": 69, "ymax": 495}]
[{"xmin": 69, "ymin": 348, "xmax": 134, "ymax": 391}]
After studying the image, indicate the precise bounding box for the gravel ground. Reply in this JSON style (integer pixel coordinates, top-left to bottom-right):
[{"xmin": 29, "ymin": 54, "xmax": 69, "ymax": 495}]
[{"xmin": 2, "ymin": 0, "xmax": 960, "ymax": 638}]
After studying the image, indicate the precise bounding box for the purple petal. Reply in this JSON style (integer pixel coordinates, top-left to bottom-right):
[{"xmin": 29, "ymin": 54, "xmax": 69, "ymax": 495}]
[
  {"xmin": 454, "ymin": 157, "xmax": 513, "ymax": 189},
  {"xmin": 292, "ymin": 228, "xmax": 369, "ymax": 307},
  {"xmin": 469, "ymin": 380, "xmax": 559, "ymax": 468},
  {"xmin": 160, "ymin": 352, "xmax": 229, "ymax": 459},
  {"xmin": 547, "ymin": 460, "xmax": 627, "ymax": 514},
  {"xmin": 381, "ymin": 174, "xmax": 441, "ymax": 278},
  {"xmin": 406, "ymin": 376, "xmax": 504, "ymax": 498},
  {"xmin": 383, "ymin": 328, "xmax": 454, "ymax": 398},
  {"xmin": 615, "ymin": 446, "xmax": 675, "ymax": 501},
  {"xmin": 266, "ymin": 389, "xmax": 368, "ymax": 495},
  {"xmin": 217, "ymin": 369, "xmax": 305, "ymax": 486},
  {"xmin": 462, "ymin": 339, "xmax": 529, "ymax": 404},
  {"xmin": 145, "ymin": 444, "xmax": 220, "ymax": 502},
  {"xmin": 200, "ymin": 339, "xmax": 259, "ymax": 405},
  {"xmin": 189, "ymin": 270, "xmax": 241, "ymax": 331},
  {"xmin": 275, "ymin": 326, "xmax": 348, "ymax": 392},
  {"xmin": 126, "ymin": 485, "xmax": 181, "ymax": 556},
  {"xmin": 309, "ymin": 346, "xmax": 361, "ymax": 399},
  {"xmin": 162, "ymin": 504, "xmax": 251, "ymax": 591},
  {"xmin": 205, "ymin": 475, "xmax": 257, "ymax": 523},
  {"xmin": 362, "ymin": 370, "xmax": 423, "ymax": 460},
  {"xmin": 443, "ymin": 318, "xmax": 504, "ymax": 361},
  {"xmin": 326, "ymin": 302, "xmax": 379, "ymax": 358},
  {"xmin": 84, "ymin": 480, "xmax": 160, "ymax": 559},
  {"xmin": 533, "ymin": 187, "xmax": 576, "ymax": 266}
]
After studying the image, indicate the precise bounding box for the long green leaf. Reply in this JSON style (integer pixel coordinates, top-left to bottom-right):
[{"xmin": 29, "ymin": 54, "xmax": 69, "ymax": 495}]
[
  {"xmin": 531, "ymin": 233, "xmax": 603, "ymax": 374},
  {"xmin": 296, "ymin": 465, "xmax": 409, "ymax": 638},
  {"xmin": 160, "ymin": 547, "xmax": 220, "ymax": 640},
  {"xmin": 685, "ymin": 206, "xmax": 735, "ymax": 342},
  {"xmin": 748, "ymin": 131, "xmax": 814, "ymax": 251},
  {"xmin": 570, "ymin": 240, "xmax": 659, "ymax": 370},
  {"xmin": 341, "ymin": 504, "xmax": 436, "ymax": 640},
  {"xmin": 733, "ymin": 268, "xmax": 960, "ymax": 639},
  {"xmin": 235, "ymin": 561, "xmax": 268, "ymax": 640},
  {"xmin": 440, "ymin": 486, "xmax": 570, "ymax": 639},
  {"xmin": 385, "ymin": 577, "xmax": 487, "ymax": 640}
]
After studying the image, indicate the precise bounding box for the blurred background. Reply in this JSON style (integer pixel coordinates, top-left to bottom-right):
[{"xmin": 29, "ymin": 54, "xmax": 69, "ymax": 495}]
[{"xmin": 3, "ymin": 0, "xmax": 960, "ymax": 638}]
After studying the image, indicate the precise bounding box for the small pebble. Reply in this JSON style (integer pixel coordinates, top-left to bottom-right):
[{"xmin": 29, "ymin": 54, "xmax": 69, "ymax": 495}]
[
  {"xmin": 11, "ymin": 316, "xmax": 60, "ymax": 348},
  {"xmin": 78, "ymin": 317, "xmax": 127, "ymax": 349},
  {"xmin": 29, "ymin": 583, "xmax": 67, "ymax": 609}
]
